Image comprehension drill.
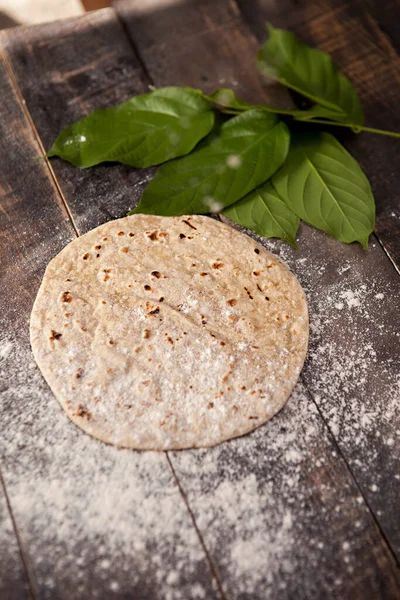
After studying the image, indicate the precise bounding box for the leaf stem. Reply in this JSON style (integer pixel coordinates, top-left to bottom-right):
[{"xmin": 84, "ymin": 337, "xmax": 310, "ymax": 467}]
[{"xmin": 297, "ymin": 118, "xmax": 400, "ymax": 139}]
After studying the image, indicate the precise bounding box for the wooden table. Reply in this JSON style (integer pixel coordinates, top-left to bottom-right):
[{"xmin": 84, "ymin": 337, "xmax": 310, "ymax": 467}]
[{"xmin": 1, "ymin": 1, "xmax": 399, "ymax": 598}]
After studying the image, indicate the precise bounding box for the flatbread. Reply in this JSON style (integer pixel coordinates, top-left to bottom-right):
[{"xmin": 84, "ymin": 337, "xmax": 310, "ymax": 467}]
[{"xmin": 30, "ymin": 215, "xmax": 308, "ymax": 450}]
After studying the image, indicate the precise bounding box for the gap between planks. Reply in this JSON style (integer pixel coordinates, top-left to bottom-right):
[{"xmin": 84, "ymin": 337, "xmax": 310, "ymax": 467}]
[
  {"xmin": 300, "ymin": 374, "xmax": 400, "ymax": 571},
  {"xmin": 0, "ymin": 38, "xmax": 80, "ymax": 238},
  {"xmin": 0, "ymin": 467, "xmax": 37, "ymax": 600},
  {"xmin": 0, "ymin": 19, "xmax": 226, "ymax": 598}
]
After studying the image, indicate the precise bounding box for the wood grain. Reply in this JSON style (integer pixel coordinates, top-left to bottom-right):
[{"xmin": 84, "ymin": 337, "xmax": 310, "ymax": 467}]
[
  {"xmin": 0, "ymin": 476, "xmax": 31, "ymax": 600},
  {"xmin": 116, "ymin": 0, "xmax": 400, "ymax": 593},
  {"xmin": 0, "ymin": 19, "xmax": 220, "ymax": 599},
  {"xmin": 1, "ymin": 10, "xmax": 152, "ymax": 235},
  {"xmin": 236, "ymin": 0, "xmax": 400, "ymax": 273}
]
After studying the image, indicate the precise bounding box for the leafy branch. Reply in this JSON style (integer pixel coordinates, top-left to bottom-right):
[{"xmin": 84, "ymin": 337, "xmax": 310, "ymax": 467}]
[{"xmin": 47, "ymin": 23, "xmax": 399, "ymax": 248}]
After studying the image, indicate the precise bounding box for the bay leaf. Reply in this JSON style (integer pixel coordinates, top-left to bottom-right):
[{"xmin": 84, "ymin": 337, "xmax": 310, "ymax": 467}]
[
  {"xmin": 272, "ymin": 132, "xmax": 375, "ymax": 248},
  {"xmin": 223, "ymin": 181, "xmax": 299, "ymax": 245},
  {"xmin": 130, "ymin": 110, "xmax": 290, "ymax": 216},
  {"xmin": 257, "ymin": 24, "xmax": 364, "ymax": 125},
  {"xmin": 47, "ymin": 87, "xmax": 215, "ymax": 168}
]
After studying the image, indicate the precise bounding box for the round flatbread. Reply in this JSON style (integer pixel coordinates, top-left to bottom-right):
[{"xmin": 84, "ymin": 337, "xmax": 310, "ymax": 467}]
[{"xmin": 30, "ymin": 214, "xmax": 308, "ymax": 450}]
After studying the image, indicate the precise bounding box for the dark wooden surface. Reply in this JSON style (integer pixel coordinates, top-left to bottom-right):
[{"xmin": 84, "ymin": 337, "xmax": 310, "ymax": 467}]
[
  {"xmin": 237, "ymin": 0, "xmax": 400, "ymax": 273},
  {"xmin": 0, "ymin": 1, "xmax": 399, "ymax": 598}
]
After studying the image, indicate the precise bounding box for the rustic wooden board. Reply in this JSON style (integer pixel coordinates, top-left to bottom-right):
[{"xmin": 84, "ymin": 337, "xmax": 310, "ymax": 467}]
[
  {"xmin": 116, "ymin": 0, "xmax": 400, "ymax": 587},
  {"xmin": 0, "ymin": 478, "xmax": 31, "ymax": 600},
  {"xmin": 0, "ymin": 25, "xmax": 220, "ymax": 599},
  {"xmin": 1, "ymin": 1, "xmax": 400, "ymax": 598},
  {"xmin": 1, "ymin": 11, "xmax": 152, "ymax": 235},
  {"xmin": 236, "ymin": 0, "xmax": 400, "ymax": 273}
]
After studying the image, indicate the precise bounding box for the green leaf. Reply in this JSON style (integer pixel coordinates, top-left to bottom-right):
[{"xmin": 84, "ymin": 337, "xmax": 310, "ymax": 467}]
[
  {"xmin": 223, "ymin": 181, "xmax": 299, "ymax": 245},
  {"xmin": 206, "ymin": 88, "xmax": 255, "ymax": 112},
  {"xmin": 47, "ymin": 87, "xmax": 215, "ymax": 168},
  {"xmin": 206, "ymin": 88, "xmax": 353, "ymax": 125},
  {"xmin": 272, "ymin": 132, "xmax": 375, "ymax": 248},
  {"xmin": 257, "ymin": 24, "xmax": 364, "ymax": 125},
  {"xmin": 130, "ymin": 110, "xmax": 290, "ymax": 216}
]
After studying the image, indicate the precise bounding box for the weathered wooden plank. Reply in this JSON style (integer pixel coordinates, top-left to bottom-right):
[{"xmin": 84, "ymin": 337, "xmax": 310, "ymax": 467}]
[
  {"xmin": 116, "ymin": 0, "xmax": 400, "ymax": 589},
  {"xmin": 1, "ymin": 10, "xmax": 152, "ymax": 234},
  {"xmin": 236, "ymin": 0, "xmax": 400, "ymax": 272},
  {"xmin": 0, "ymin": 478, "xmax": 31, "ymax": 600},
  {"xmin": 0, "ymin": 29, "xmax": 219, "ymax": 600}
]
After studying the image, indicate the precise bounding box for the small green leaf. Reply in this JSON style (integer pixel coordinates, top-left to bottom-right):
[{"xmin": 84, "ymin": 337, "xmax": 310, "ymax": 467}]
[
  {"xmin": 257, "ymin": 24, "xmax": 364, "ymax": 125},
  {"xmin": 131, "ymin": 110, "xmax": 290, "ymax": 216},
  {"xmin": 47, "ymin": 87, "xmax": 215, "ymax": 168},
  {"xmin": 272, "ymin": 132, "xmax": 375, "ymax": 248},
  {"xmin": 223, "ymin": 181, "xmax": 299, "ymax": 245}
]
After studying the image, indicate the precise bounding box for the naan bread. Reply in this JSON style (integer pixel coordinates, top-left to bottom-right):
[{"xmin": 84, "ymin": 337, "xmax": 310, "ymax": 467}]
[{"xmin": 30, "ymin": 215, "xmax": 308, "ymax": 450}]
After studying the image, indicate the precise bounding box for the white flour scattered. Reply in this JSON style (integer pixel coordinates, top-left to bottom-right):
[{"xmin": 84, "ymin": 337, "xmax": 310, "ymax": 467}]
[
  {"xmin": 170, "ymin": 381, "xmax": 390, "ymax": 598},
  {"xmin": 1, "ymin": 221, "xmax": 399, "ymax": 599},
  {"xmin": 0, "ymin": 334, "xmax": 217, "ymax": 600}
]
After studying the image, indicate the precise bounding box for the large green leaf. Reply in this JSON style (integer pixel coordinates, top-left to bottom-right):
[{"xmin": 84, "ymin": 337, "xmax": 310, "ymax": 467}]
[
  {"xmin": 223, "ymin": 181, "xmax": 299, "ymax": 245},
  {"xmin": 257, "ymin": 24, "xmax": 364, "ymax": 125},
  {"xmin": 131, "ymin": 110, "xmax": 290, "ymax": 216},
  {"xmin": 47, "ymin": 87, "xmax": 215, "ymax": 168},
  {"xmin": 272, "ymin": 132, "xmax": 375, "ymax": 248}
]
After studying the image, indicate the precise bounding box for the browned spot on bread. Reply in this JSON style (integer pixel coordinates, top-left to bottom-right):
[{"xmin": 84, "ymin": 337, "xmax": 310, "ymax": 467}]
[
  {"xmin": 241, "ymin": 386, "xmax": 247, "ymax": 390},
  {"xmin": 108, "ymin": 340, "xmax": 114, "ymax": 345},
  {"xmin": 82, "ymin": 253, "xmax": 90, "ymax": 260},
  {"xmin": 121, "ymin": 247, "xmax": 129, "ymax": 253},
  {"xmin": 147, "ymin": 231, "xmax": 159, "ymax": 241},
  {"xmin": 227, "ymin": 299, "xmax": 237, "ymax": 306},
  {"xmin": 151, "ymin": 271, "xmax": 161, "ymax": 278},
  {"xmin": 265, "ymin": 296, "xmax": 270, "ymax": 301},
  {"xmin": 143, "ymin": 329, "xmax": 151, "ymax": 339},
  {"xmin": 220, "ymin": 341, "xmax": 226, "ymax": 346},
  {"xmin": 146, "ymin": 302, "xmax": 160, "ymax": 316},
  {"xmin": 254, "ymin": 248, "xmax": 260, "ymax": 254},
  {"xmin": 95, "ymin": 245, "xmax": 101, "ymax": 250},
  {"xmin": 103, "ymin": 268, "xmax": 111, "ymax": 282},
  {"xmin": 61, "ymin": 292, "xmax": 72, "ymax": 303},
  {"xmin": 64, "ymin": 313, "xmax": 71, "ymax": 318},
  {"xmin": 144, "ymin": 285, "xmax": 152, "ymax": 291},
  {"xmin": 73, "ymin": 404, "xmax": 91, "ymax": 420},
  {"xmin": 182, "ymin": 219, "xmax": 197, "ymax": 230},
  {"xmin": 179, "ymin": 233, "xmax": 186, "ymax": 239},
  {"xmin": 101, "ymin": 300, "xmax": 107, "ymax": 305},
  {"xmin": 249, "ymin": 416, "xmax": 259, "ymax": 420},
  {"xmin": 253, "ymin": 271, "xmax": 260, "ymax": 276},
  {"xmin": 212, "ymin": 262, "xmax": 224, "ymax": 269},
  {"xmin": 142, "ymin": 380, "xmax": 150, "ymax": 387},
  {"xmin": 233, "ymin": 405, "xmax": 238, "ymax": 411},
  {"xmin": 222, "ymin": 370, "xmax": 232, "ymax": 383},
  {"xmin": 103, "ymin": 237, "xmax": 108, "ymax": 241},
  {"xmin": 244, "ymin": 287, "xmax": 253, "ymax": 300},
  {"xmin": 200, "ymin": 272, "xmax": 208, "ymax": 277},
  {"xmin": 207, "ymin": 402, "xmax": 214, "ymax": 409},
  {"xmin": 75, "ymin": 368, "xmax": 84, "ymax": 379},
  {"xmin": 118, "ymin": 231, "xmax": 125, "ymax": 236},
  {"xmin": 159, "ymin": 297, "xmax": 164, "ymax": 302},
  {"xmin": 167, "ymin": 337, "xmax": 174, "ymax": 344},
  {"xmin": 128, "ymin": 232, "xmax": 135, "ymax": 237},
  {"xmin": 49, "ymin": 330, "xmax": 62, "ymax": 341}
]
